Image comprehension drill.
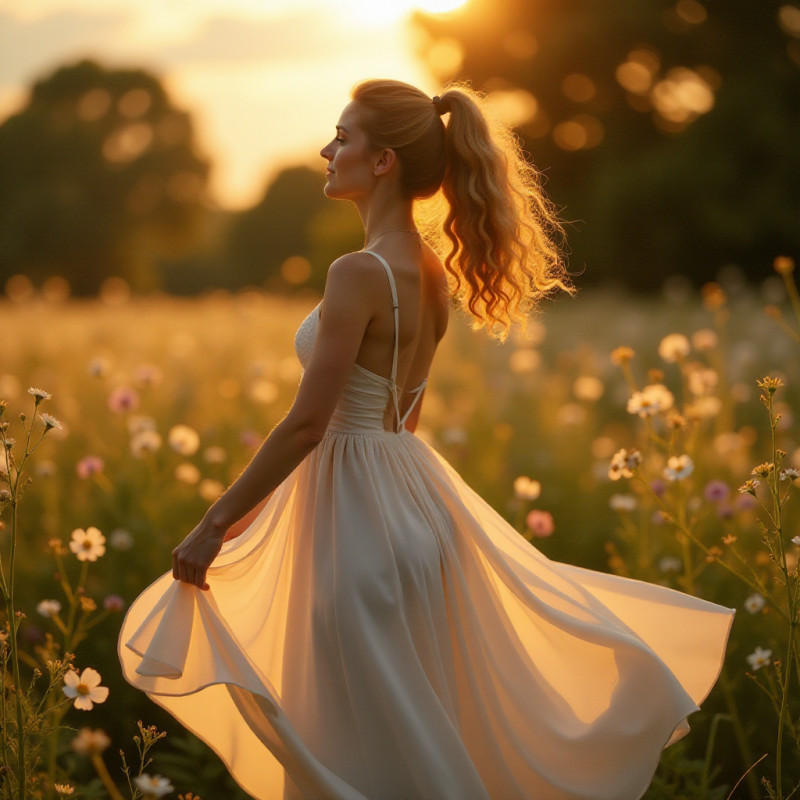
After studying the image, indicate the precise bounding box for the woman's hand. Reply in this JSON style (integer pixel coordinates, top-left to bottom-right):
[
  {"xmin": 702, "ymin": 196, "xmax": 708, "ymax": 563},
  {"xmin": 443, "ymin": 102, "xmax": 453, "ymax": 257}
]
[{"xmin": 171, "ymin": 517, "xmax": 226, "ymax": 591}]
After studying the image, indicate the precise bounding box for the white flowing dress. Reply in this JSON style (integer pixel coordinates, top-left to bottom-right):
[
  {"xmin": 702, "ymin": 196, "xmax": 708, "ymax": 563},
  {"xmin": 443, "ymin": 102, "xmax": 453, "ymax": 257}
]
[{"xmin": 118, "ymin": 250, "xmax": 734, "ymax": 800}]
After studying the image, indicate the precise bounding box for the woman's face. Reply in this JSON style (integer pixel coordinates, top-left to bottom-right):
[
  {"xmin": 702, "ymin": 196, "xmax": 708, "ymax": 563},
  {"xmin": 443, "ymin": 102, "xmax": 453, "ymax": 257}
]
[{"xmin": 319, "ymin": 101, "xmax": 377, "ymax": 201}]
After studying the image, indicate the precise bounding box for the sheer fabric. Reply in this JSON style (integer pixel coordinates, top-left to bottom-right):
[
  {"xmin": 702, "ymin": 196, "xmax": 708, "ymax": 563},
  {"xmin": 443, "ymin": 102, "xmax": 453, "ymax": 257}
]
[{"xmin": 119, "ymin": 251, "xmax": 733, "ymax": 800}]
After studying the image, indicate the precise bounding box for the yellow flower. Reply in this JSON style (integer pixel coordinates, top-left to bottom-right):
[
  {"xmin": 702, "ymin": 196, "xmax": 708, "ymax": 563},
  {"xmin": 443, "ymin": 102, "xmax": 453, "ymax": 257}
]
[
  {"xmin": 757, "ymin": 376, "xmax": 784, "ymax": 394},
  {"xmin": 751, "ymin": 462, "xmax": 775, "ymax": 478},
  {"xmin": 701, "ymin": 282, "xmax": 727, "ymax": 310},
  {"xmin": 79, "ymin": 595, "xmax": 97, "ymax": 612},
  {"xmin": 610, "ymin": 346, "xmax": 634, "ymax": 365},
  {"xmin": 175, "ymin": 462, "xmax": 201, "ymax": 485},
  {"xmin": 198, "ymin": 478, "xmax": 225, "ymax": 503},
  {"xmin": 738, "ymin": 479, "xmax": 760, "ymax": 495},
  {"xmin": 62, "ymin": 667, "xmax": 109, "ymax": 710},
  {"xmin": 54, "ymin": 784, "xmax": 75, "ymax": 797},
  {"xmin": 773, "ymin": 255, "xmax": 795, "ymax": 275}
]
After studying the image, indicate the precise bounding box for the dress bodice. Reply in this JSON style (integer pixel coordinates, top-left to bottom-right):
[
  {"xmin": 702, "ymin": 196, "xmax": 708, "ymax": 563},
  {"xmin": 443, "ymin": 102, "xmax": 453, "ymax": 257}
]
[{"xmin": 293, "ymin": 250, "xmax": 427, "ymax": 435}]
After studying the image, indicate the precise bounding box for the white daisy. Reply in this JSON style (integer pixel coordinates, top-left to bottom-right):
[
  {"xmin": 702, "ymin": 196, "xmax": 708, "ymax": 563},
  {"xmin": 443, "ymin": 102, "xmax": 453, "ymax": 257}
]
[
  {"xmin": 62, "ymin": 667, "xmax": 109, "ymax": 710},
  {"xmin": 130, "ymin": 430, "xmax": 162, "ymax": 457},
  {"xmin": 40, "ymin": 413, "xmax": 62, "ymax": 431},
  {"xmin": 133, "ymin": 774, "xmax": 174, "ymax": 797},
  {"xmin": 27, "ymin": 386, "xmax": 52, "ymax": 402},
  {"xmin": 513, "ymin": 476, "xmax": 541, "ymax": 501},
  {"xmin": 663, "ymin": 455, "xmax": 694, "ymax": 481},
  {"xmin": 609, "ymin": 494, "xmax": 637, "ymax": 512},
  {"xmin": 168, "ymin": 424, "xmax": 200, "ymax": 456},
  {"xmin": 658, "ymin": 556, "xmax": 682, "ymax": 573},
  {"xmin": 36, "ymin": 599, "xmax": 62, "ymax": 618},
  {"xmin": 658, "ymin": 333, "xmax": 691, "ymax": 363},
  {"xmin": 746, "ymin": 646, "xmax": 772, "ymax": 671},
  {"xmin": 69, "ymin": 527, "xmax": 106, "ymax": 562},
  {"xmin": 744, "ymin": 593, "xmax": 766, "ymax": 614}
]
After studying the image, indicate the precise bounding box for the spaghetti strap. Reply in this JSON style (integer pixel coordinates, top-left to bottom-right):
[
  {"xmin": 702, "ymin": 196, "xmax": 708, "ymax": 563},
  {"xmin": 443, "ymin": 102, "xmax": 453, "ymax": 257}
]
[{"xmin": 363, "ymin": 249, "xmax": 403, "ymax": 432}]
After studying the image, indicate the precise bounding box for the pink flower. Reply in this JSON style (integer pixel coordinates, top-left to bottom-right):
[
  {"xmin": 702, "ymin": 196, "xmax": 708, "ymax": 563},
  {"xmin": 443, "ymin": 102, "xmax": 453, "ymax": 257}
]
[
  {"xmin": 107, "ymin": 386, "xmax": 140, "ymax": 413},
  {"xmin": 735, "ymin": 492, "xmax": 757, "ymax": 511},
  {"xmin": 526, "ymin": 510, "xmax": 555, "ymax": 537},
  {"xmin": 703, "ymin": 480, "xmax": 730, "ymax": 502},
  {"xmin": 102, "ymin": 594, "xmax": 125, "ymax": 612},
  {"xmin": 76, "ymin": 456, "xmax": 105, "ymax": 479}
]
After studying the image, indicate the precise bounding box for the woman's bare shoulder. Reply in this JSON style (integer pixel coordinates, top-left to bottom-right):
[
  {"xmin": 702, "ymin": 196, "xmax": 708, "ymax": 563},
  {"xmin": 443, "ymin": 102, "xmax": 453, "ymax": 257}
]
[{"xmin": 324, "ymin": 251, "xmax": 390, "ymax": 303}]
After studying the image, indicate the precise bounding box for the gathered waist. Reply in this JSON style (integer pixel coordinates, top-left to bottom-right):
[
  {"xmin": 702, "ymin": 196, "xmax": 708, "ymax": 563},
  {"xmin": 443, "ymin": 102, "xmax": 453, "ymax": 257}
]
[{"xmin": 323, "ymin": 426, "xmax": 413, "ymax": 439}]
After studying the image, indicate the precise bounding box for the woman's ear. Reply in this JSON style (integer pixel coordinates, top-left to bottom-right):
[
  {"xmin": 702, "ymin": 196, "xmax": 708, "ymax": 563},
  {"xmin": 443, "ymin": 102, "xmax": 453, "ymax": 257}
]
[{"xmin": 373, "ymin": 148, "xmax": 397, "ymax": 177}]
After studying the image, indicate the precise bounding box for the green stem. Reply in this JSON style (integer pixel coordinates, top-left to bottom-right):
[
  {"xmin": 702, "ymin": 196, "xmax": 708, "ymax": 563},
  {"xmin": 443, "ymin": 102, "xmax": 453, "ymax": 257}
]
[
  {"xmin": 7, "ymin": 497, "xmax": 27, "ymax": 800},
  {"xmin": 718, "ymin": 667, "xmax": 760, "ymax": 799},
  {"xmin": 90, "ymin": 753, "xmax": 126, "ymax": 800},
  {"xmin": 782, "ymin": 271, "xmax": 800, "ymax": 331},
  {"xmin": 701, "ymin": 713, "xmax": 728, "ymax": 796},
  {"xmin": 775, "ymin": 631, "xmax": 794, "ymax": 800}
]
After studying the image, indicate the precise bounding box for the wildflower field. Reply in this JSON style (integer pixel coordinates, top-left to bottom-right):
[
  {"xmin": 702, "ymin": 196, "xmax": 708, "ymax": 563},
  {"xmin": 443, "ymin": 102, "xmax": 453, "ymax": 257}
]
[{"xmin": 2, "ymin": 261, "xmax": 800, "ymax": 799}]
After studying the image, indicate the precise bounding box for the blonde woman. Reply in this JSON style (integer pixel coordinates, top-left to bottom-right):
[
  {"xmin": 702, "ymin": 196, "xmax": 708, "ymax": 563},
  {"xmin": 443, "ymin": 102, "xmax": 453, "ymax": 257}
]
[{"xmin": 120, "ymin": 79, "xmax": 733, "ymax": 800}]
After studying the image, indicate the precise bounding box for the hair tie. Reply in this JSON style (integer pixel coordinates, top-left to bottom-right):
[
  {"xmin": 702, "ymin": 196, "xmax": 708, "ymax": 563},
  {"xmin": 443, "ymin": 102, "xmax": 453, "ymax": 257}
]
[{"xmin": 432, "ymin": 95, "xmax": 447, "ymax": 116}]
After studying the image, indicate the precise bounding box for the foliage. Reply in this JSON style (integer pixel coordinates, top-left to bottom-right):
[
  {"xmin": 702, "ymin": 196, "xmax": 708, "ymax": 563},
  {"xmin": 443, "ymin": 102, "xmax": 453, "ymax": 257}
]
[
  {"xmin": 415, "ymin": 0, "xmax": 800, "ymax": 289},
  {"xmin": 0, "ymin": 59, "xmax": 210, "ymax": 295}
]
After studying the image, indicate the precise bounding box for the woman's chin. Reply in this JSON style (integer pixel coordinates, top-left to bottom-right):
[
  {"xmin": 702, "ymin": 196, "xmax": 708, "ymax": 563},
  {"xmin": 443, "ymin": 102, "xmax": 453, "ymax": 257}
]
[{"xmin": 323, "ymin": 183, "xmax": 345, "ymax": 200}]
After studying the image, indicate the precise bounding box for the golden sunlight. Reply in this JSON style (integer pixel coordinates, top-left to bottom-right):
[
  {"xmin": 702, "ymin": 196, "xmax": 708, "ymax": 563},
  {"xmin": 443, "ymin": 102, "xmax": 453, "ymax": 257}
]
[
  {"xmin": 344, "ymin": 0, "xmax": 469, "ymax": 24},
  {"xmin": 414, "ymin": 0, "xmax": 470, "ymax": 12}
]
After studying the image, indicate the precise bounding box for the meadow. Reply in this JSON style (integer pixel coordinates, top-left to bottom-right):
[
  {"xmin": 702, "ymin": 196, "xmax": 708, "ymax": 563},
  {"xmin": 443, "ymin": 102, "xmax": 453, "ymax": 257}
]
[{"xmin": 1, "ymin": 262, "xmax": 799, "ymax": 799}]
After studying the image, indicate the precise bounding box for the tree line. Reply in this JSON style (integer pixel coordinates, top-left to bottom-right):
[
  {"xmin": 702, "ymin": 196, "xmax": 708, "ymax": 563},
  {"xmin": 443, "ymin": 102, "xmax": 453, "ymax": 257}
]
[{"xmin": 1, "ymin": 0, "xmax": 798, "ymax": 298}]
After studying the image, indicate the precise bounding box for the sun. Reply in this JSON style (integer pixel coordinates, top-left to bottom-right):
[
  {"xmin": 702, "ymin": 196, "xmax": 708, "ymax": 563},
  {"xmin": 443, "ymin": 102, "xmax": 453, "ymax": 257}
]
[
  {"xmin": 414, "ymin": 0, "xmax": 469, "ymax": 11},
  {"xmin": 345, "ymin": 0, "xmax": 470, "ymax": 24}
]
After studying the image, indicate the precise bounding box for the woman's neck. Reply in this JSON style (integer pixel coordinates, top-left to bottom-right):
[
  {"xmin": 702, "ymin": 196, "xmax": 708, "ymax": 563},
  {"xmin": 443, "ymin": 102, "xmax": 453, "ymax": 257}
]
[{"xmin": 354, "ymin": 191, "xmax": 415, "ymax": 247}]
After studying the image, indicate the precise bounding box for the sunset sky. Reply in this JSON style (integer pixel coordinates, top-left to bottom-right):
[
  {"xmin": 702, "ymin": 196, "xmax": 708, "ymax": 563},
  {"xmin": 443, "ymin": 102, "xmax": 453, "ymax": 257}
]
[{"xmin": 0, "ymin": 0, "xmax": 466, "ymax": 209}]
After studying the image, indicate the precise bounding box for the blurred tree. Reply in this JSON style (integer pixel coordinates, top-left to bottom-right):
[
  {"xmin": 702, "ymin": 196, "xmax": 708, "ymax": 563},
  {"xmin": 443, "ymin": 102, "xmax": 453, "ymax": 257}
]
[
  {"xmin": 225, "ymin": 165, "xmax": 362, "ymax": 294},
  {"xmin": 415, "ymin": 0, "xmax": 800, "ymax": 289},
  {"xmin": 0, "ymin": 58, "xmax": 210, "ymax": 294}
]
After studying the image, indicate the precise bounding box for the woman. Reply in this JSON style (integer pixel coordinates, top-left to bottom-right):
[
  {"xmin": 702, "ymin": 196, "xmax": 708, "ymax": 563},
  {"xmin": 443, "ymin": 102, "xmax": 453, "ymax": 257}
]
[{"xmin": 119, "ymin": 80, "xmax": 733, "ymax": 800}]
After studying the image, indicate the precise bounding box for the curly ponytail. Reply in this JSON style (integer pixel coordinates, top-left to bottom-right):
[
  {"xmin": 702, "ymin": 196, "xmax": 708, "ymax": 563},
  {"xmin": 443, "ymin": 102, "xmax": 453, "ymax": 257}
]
[{"xmin": 352, "ymin": 79, "xmax": 575, "ymax": 341}]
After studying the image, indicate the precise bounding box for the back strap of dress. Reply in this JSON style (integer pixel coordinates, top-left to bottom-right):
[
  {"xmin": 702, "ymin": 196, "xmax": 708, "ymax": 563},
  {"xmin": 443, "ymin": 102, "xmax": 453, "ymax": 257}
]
[{"xmin": 363, "ymin": 250, "xmax": 402, "ymax": 431}]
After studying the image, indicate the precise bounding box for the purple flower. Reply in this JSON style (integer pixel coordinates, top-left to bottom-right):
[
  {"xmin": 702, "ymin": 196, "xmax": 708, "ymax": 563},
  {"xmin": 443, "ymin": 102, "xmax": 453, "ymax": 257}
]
[
  {"xmin": 22, "ymin": 624, "xmax": 45, "ymax": 644},
  {"xmin": 650, "ymin": 478, "xmax": 668, "ymax": 497},
  {"xmin": 704, "ymin": 480, "xmax": 730, "ymax": 503}
]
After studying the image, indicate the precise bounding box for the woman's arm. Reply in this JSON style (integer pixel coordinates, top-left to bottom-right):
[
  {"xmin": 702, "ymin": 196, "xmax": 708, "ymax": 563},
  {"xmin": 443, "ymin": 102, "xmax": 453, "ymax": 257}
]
[
  {"xmin": 171, "ymin": 254, "xmax": 379, "ymax": 589},
  {"xmin": 222, "ymin": 491, "xmax": 273, "ymax": 542}
]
